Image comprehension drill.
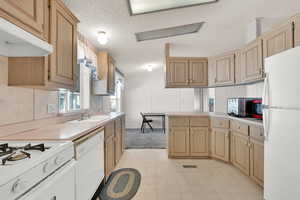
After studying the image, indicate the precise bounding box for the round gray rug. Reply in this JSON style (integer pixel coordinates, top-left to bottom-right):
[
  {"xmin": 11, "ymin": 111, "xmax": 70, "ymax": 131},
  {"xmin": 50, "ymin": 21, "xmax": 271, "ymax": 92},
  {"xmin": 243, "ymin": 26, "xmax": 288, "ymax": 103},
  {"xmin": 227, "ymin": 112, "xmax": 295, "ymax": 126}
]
[{"xmin": 99, "ymin": 168, "xmax": 141, "ymax": 200}]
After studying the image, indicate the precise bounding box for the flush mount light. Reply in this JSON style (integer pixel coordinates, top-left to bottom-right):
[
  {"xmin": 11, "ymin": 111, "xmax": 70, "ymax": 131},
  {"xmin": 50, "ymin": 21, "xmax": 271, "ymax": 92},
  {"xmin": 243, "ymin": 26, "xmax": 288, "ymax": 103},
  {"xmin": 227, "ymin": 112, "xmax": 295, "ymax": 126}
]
[
  {"xmin": 146, "ymin": 65, "xmax": 153, "ymax": 72},
  {"xmin": 97, "ymin": 31, "xmax": 108, "ymax": 45},
  {"xmin": 128, "ymin": 0, "xmax": 218, "ymax": 15},
  {"xmin": 135, "ymin": 22, "xmax": 205, "ymax": 42}
]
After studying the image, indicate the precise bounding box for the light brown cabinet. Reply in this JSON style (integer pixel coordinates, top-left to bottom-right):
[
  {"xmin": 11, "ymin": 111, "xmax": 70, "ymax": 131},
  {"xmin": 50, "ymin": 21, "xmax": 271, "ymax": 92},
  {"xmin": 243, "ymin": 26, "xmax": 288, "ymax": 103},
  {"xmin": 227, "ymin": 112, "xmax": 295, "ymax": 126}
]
[
  {"xmin": 240, "ymin": 38, "xmax": 264, "ymax": 83},
  {"xmin": 7, "ymin": 0, "xmax": 79, "ymax": 90},
  {"xmin": 94, "ymin": 52, "xmax": 116, "ymax": 95},
  {"xmin": 209, "ymin": 52, "xmax": 235, "ymax": 86},
  {"xmin": 169, "ymin": 127, "xmax": 190, "ymax": 157},
  {"xmin": 168, "ymin": 116, "xmax": 210, "ymax": 158},
  {"xmin": 0, "ymin": 0, "xmax": 47, "ymax": 40},
  {"xmin": 190, "ymin": 127, "xmax": 209, "ymax": 157},
  {"xmin": 231, "ymin": 132, "xmax": 250, "ymax": 176},
  {"xmin": 114, "ymin": 118, "xmax": 122, "ymax": 164},
  {"xmin": 263, "ymin": 22, "xmax": 294, "ymax": 58},
  {"xmin": 166, "ymin": 58, "xmax": 208, "ymax": 88},
  {"xmin": 105, "ymin": 135, "xmax": 115, "ymax": 179},
  {"xmin": 211, "ymin": 128, "xmax": 230, "ymax": 162},
  {"xmin": 250, "ymin": 139, "xmax": 264, "ymax": 187}
]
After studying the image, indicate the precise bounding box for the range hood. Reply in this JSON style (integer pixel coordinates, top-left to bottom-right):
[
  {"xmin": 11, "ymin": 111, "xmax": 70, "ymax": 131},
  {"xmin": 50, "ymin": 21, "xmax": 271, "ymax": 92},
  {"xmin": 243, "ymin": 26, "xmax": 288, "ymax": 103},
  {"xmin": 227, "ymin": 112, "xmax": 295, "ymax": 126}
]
[{"xmin": 0, "ymin": 18, "xmax": 53, "ymax": 57}]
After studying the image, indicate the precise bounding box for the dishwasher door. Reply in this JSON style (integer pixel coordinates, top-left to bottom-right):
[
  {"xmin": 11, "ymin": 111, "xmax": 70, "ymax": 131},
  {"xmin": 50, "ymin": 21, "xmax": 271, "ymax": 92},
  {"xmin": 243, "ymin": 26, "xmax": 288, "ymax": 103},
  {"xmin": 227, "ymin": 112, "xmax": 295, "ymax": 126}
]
[
  {"xmin": 74, "ymin": 129, "xmax": 104, "ymax": 200},
  {"xmin": 21, "ymin": 160, "xmax": 76, "ymax": 200}
]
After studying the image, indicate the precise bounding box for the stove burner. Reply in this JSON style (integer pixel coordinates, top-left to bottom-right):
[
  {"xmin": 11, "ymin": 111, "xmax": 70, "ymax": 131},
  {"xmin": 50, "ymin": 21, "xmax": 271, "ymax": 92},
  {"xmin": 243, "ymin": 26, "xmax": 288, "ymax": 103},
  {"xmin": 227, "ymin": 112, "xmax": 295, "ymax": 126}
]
[
  {"xmin": 24, "ymin": 143, "xmax": 46, "ymax": 152},
  {"xmin": 0, "ymin": 143, "xmax": 13, "ymax": 157},
  {"xmin": 2, "ymin": 151, "xmax": 31, "ymax": 165}
]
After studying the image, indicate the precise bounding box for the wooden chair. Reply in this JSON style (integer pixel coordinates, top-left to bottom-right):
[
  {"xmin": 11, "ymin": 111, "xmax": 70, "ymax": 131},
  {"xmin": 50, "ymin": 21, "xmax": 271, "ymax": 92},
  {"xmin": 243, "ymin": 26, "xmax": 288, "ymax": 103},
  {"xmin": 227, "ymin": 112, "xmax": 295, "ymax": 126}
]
[{"xmin": 140, "ymin": 113, "xmax": 153, "ymax": 133}]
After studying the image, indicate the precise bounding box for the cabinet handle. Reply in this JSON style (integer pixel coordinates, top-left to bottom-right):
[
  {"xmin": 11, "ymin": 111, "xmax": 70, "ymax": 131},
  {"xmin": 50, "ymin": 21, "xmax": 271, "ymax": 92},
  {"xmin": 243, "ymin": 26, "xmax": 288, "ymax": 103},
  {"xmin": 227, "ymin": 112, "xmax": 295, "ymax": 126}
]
[{"xmin": 51, "ymin": 196, "xmax": 57, "ymax": 200}]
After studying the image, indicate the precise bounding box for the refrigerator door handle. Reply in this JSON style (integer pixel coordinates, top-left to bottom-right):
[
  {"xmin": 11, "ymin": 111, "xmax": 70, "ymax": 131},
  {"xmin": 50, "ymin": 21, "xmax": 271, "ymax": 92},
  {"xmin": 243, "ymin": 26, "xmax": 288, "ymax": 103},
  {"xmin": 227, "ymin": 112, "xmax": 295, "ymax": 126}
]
[
  {"xmin": 263, "ymin": 74, "xmax": 270, "ymax": 140},
  {"xmin": 262, "ymin": 74, "xmax": 270, "ymax": 107},
  {"xmin": 263, "ymin": 109, "xmax": 270, "ymax": 141}
]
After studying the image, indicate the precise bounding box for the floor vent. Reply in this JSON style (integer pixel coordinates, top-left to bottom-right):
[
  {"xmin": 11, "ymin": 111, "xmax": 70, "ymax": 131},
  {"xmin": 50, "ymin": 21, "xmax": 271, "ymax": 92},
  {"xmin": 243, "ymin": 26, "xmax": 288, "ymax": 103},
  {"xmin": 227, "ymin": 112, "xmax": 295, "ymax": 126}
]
[
  {"xmin": 182, "ymin": 165, "xmax": 197, "ymax": 168},
  {"xmin": 135, "ymin": 22, "xmax": 205, "ymax": 42}
]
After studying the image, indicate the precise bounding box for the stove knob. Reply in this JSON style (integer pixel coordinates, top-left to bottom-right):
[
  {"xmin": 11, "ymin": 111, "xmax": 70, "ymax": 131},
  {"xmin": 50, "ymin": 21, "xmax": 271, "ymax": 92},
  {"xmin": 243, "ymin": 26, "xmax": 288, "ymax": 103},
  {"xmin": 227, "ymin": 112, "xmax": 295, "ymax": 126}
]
[
  {"xmin": 54, "ymin": 156, "xmax": 63, "ymax": 165},
  {"xmin": 43, "ymin": 163, "xmax": 51, "ymax": 174}
]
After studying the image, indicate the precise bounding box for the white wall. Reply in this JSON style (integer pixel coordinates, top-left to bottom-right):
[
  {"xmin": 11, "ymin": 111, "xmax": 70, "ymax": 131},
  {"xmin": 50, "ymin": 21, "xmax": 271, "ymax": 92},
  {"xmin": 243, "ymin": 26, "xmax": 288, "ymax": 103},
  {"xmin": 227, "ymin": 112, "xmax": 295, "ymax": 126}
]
[{"xmin": 124, "ymin": 67, "xmax": 194, "ymax": 129}]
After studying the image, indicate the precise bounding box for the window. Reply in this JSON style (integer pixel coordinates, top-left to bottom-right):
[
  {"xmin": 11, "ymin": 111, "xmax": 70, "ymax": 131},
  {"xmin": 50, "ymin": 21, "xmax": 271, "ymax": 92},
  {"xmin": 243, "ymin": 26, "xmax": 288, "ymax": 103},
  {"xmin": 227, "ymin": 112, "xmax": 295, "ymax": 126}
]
[
  {"xmin": 110, "ymin": 72, "xmax": 124, "ymax": 112},
  {"xmin": 59, "ymin": 90, "xmax": 81, "ymax": 113}
]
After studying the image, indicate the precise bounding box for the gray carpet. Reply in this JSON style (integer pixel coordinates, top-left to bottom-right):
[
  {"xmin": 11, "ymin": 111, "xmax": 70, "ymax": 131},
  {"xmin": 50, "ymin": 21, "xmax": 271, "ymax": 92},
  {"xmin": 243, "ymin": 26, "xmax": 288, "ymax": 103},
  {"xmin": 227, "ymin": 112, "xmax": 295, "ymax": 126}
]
[{"xmin": 125, "ymin": 129, "xmax": 166, "ymax": 149}]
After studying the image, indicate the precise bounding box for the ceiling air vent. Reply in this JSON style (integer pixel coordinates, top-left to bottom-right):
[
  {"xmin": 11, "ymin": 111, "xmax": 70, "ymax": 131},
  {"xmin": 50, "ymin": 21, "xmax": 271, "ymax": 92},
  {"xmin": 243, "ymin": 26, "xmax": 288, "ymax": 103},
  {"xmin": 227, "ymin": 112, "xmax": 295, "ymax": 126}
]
[{"xmin": 135, "ymin": 22, "xmax": 205, "ymax": 42}]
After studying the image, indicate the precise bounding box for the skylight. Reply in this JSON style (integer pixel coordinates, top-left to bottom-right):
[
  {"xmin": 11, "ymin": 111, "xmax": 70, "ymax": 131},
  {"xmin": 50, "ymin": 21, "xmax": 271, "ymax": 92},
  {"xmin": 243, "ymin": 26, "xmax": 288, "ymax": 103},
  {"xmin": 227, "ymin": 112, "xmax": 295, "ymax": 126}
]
[{"xmin": 128, "ymin": 0, "xmax": 218, "ymax": 15}]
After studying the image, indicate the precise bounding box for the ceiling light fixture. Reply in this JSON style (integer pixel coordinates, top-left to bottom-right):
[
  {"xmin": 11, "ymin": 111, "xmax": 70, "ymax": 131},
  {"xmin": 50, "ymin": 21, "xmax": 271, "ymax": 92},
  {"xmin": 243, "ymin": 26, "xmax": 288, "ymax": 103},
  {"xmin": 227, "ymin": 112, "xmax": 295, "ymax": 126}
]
[
  {"xmin": 97, "ymin": 31, "xmax": 108, "ymax": 45},
  {"xmin": 146, "ymin": 65, "xmax": 153, "ymax": 72}
]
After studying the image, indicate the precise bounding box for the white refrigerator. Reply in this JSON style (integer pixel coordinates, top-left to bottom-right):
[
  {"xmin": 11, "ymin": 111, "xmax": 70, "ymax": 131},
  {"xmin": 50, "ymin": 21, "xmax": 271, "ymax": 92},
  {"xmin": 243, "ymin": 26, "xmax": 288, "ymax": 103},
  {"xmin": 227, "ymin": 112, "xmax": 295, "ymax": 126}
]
[{"xmin": 263, "ymin": 46, "xmax": 300, "ymax": 200}]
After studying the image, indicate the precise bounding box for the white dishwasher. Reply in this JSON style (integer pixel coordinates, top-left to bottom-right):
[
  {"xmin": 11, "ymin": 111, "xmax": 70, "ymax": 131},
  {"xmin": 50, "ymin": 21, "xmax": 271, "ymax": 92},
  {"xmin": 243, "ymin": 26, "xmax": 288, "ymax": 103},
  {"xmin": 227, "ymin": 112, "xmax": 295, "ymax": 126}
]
[{"xmin": 74, "ymin": 127, "xmax": 105, "ymax": 200}]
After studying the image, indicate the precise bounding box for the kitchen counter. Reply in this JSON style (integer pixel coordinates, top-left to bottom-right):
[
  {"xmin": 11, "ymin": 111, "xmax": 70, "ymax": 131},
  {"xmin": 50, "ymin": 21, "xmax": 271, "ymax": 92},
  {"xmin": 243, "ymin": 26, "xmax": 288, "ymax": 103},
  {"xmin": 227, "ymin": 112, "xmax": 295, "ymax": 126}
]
[
  {"xmin": 166, "ymin": 112, "xmax": 263, "ymax": 127},
  {"xmin": 0, "ymin": 112, "xmax": 125, "ymax": 141}
]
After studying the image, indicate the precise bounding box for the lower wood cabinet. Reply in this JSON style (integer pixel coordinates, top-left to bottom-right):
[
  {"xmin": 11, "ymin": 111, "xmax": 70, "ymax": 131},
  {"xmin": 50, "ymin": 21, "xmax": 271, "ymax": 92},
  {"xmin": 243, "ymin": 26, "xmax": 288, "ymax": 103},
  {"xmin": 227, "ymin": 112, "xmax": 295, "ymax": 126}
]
[
  {"xmin": 249, "ymin": 139, "xmax": 264, "ymax": 187},
  {"xmin": 169, "ymin": 127, "xmax": 190, "ymax": 157},
  {"xmin": 231, "ymin": 132, "xmax": 250, "ymax": 176},
  {"xmin": 105, "ymin": 135, "xmax": 115, "ymax": 179},
  {"xmin": 211, "ymin": 128, "xmax": 230, "ymax": 162},
  {"xmin": 114, "ymin": 118, "xmax": 122, "ymax": 164},
  {"xmin": 190, "ymin": 127, "xmax": 209, "ymax": 157}
]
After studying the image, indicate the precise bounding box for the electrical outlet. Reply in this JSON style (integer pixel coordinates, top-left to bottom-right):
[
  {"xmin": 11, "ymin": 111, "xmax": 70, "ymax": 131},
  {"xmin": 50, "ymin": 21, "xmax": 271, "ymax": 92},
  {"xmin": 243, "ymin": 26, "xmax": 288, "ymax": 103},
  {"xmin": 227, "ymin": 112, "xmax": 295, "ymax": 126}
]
[{"xmin": 47, "ymin": 104, "xmax": 57, "ymax": 114}]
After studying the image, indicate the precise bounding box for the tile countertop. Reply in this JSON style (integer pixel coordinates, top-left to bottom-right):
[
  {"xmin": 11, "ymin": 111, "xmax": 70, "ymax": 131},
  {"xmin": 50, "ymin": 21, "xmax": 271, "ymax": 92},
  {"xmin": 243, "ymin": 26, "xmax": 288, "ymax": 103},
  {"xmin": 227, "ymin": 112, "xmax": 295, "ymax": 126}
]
[
  {"xmin": 0, "ymin": 112, "xmax": 125, "ymax": 141},
  {"xmin": 166, "ymin": 112, "xmax": 263, "ymax": 127}
]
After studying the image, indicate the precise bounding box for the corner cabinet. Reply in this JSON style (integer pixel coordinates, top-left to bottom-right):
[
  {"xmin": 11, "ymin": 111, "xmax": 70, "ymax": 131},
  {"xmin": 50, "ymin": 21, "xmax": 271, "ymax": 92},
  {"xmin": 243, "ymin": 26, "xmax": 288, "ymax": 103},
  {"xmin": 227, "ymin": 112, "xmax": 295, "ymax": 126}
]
[
  {"xmin": 263, "ymin": 22, "xmax": 294, "ymax": 58},
  {"xmin": 7, "ymin": 0, "xmax": 79, "ymax": 90},
  {"xmin": 209, "ymin": 52, "xmax": 235, "ymax": 86},
  {"xmin": 0, "ymin": 0, "xmax": 47, "ymax": 40},
  {"xmin": 93, "ymin": 52, "xmax": 116, "ymax": 95},
  {"xmin": 240, "ymin": 38, "xmax": 264, "ymax": 83},
  {"xmin": 166, "ymin": 58, "xmax": 208, "ymax": 88},
  {"xmin": 49, "ymin": 0, "xmax": 78, "ymax": 87}
]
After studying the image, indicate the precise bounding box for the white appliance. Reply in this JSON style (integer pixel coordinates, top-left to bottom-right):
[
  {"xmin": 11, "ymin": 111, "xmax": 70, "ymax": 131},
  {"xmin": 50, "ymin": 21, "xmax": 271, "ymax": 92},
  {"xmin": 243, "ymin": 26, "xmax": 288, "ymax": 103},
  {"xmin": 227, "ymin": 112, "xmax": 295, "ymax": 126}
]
[
  {"xmin": 263, "ymin": 46, "xmax": 300, "ymax": 200},
  {"xmin": 0, "ymin": 141, "xmax": 74, "ymax": 200},
  {"xmin": 0, "ymin": 18, "xmax": 53, "ymax": 57},
  {"xmin": 74, "ymin": 128, "xmax": 105, "ymax": 200}
]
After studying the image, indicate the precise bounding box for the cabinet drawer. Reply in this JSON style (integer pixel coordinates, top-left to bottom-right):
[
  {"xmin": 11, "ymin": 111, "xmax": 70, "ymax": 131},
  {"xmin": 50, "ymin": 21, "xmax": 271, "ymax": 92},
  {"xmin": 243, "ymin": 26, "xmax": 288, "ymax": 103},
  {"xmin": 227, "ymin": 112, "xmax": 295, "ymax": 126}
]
[
  {"xmin": 211, "ymin": 118, "xmax": 229, "ymax": 129},
  {"xmin": 169, "ymin": 117, "xmax": 189, "ymax": 127},
  {"xmin": 231, "ymin": 120, "xmax": 249, "ymax": 135},
  {"xmin": 190, "ymin": 117, "xmax": 209, "ymax": 127},
  {"xmin": 250, "ymin": 126, "xmax": 264, "ymax": 142}
]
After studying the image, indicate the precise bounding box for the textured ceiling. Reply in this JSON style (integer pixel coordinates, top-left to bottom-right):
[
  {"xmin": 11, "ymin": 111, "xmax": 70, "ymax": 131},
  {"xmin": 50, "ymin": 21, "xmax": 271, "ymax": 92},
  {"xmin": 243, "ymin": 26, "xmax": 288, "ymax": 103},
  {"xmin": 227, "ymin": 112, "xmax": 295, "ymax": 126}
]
[{"xmin": 63, "ymin": 0, "xmax": 300, "ymax": 74}]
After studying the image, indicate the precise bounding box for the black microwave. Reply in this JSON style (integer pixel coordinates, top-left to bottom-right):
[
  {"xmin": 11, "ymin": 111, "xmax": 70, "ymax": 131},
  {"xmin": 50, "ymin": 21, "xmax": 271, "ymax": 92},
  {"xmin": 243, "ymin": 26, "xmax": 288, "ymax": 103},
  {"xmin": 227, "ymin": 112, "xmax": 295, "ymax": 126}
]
[{"xmin": 227, "ymin": 98, "xmax": 263, "ymax": 119}]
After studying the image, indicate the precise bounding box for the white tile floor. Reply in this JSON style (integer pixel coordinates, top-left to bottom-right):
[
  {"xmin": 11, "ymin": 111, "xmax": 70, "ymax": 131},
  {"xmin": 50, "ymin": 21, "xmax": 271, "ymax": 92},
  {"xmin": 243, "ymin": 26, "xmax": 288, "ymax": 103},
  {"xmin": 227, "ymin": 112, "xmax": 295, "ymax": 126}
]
[{"xmin": 116, "ymin": 149, "xmax": 263, "ymax": 200}]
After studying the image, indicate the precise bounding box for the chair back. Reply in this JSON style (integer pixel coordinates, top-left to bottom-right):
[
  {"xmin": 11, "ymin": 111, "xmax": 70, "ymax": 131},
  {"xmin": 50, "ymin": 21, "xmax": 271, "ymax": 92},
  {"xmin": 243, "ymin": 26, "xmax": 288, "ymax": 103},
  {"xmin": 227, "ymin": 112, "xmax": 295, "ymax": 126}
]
[{"xmin": 140, "ymin": 112, "xmax": 146, "ymax": 120}]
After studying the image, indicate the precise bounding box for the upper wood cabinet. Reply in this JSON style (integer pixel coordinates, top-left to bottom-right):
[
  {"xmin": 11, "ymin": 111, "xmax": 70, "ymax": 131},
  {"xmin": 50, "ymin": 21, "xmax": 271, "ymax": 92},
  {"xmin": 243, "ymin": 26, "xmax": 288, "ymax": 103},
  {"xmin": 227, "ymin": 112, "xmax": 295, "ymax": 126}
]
[
  {"xmin": 94, "ymin": 52, "xmax": 116, "ymax": 95},
  {"xmin": 240, "ymin": 38, "xmax": 264, "ymax": 83},
  {"xmin": 169, "ymin": 127, "xmax": 190, "ymax": 157},
  {"xmin": 189, "ymin": 59, "xmax": 208, "ymax": 87},
  {"xmin": 190, "ymin": 127, "xmax": 209, "ymax": 157},
  {"xmin": 0, "ymin": 0, "xmax": 47, "ymax": 40},
  {"xmin": 166, "ymin": 57, "xmax": 189, "ymax": 87},
  {"xmin": 294, "ymin": 14, "xmax": 300, "ymax": 47},
  {"xmin": 209, "ymin": 52, "xmax": 235, "ymax": 86},
  {"xmin": 49, "ymin": 0, "xmax": 78, "ymax": 87},
  {"xmin": 166, "ymin": 57, "xmax": 208, "ymax": 88},
  {"xmin": 211, "ymin": 128, "xmax": 230, "ymax": 162},
  {"xmin": 7, "ymin": 0, "xmax": 79, "ymax": 90},
  {"xmin": 263, "ymin": 22, "xmax": 294, "ymax": 58}
]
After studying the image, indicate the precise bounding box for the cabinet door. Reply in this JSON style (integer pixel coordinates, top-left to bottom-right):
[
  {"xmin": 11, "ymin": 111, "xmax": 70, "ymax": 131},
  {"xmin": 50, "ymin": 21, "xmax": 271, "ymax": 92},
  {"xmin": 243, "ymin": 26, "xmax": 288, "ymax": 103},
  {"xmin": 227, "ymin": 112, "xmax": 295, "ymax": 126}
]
[
  {"xmin": 250, "ymin": 139, "xmax": 264, "ymax": 187},
  {"xmin": 169, "ymin": 127, "xmax": 190, "ymax": 157},
  {"xmin": 108, "ymin": 57, "xmax": 116, "ymax": 94},
  {"xmin": 0, "ymin": 0, "xmax": 45, "ymax": 39},
  {"xmin": 105, "ymin": 135, "xmax": 115, "ymax": 179},
  {"xmin": 214, "ymin": 53, "xmax": 235, "ymax": 86},
  {"xmin": 240, "ymin": 39, "xmax": 264, "ymax": 83},
  {"xmin": 49, "ymin": 0, "xmax": 78, "ymax": 87},
  {"xmin": 114, "ymin": 118, "xmax": 122, "ymax": 165},
  {"xmin": 121, "ymin": 116, "xmax": 126, "ymax": 153},
  {"xmin": 295, "ymin": 15, "xmax": 300, "ymax": 47},
  {"xmin": 189, "ymin": 59, "xmax": 208, "ymax": 86},
  {"xmin": 190, "ymin": 127, "xmax": 209, "ymax": 157},
  {"xmin": 263, "ymin": 22, "xmax": 294, "ymax": 58},
  {"xmin": 231, "ymin": 132, "xmax": 250, "ymax": 176},
  {"xmin": 211, "ymin": 128, "xmax": 230, "ymax": 162},
  {"xmin": 166, "ymin": 58, "xmax": 189, "ymax": 87}
]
